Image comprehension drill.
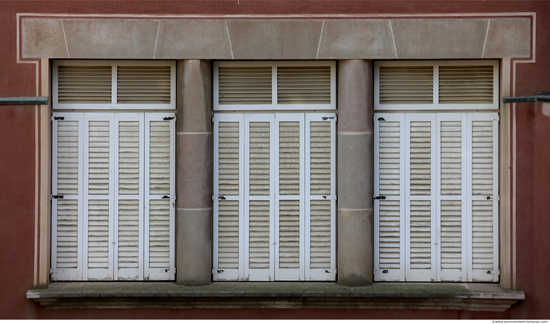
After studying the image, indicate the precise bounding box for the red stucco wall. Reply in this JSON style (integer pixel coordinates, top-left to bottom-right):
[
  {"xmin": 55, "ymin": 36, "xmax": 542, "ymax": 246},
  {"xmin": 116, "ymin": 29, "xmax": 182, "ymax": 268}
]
[{"xmin": 1, "ymin": 0, "xmax": 550, "ymax": 319}]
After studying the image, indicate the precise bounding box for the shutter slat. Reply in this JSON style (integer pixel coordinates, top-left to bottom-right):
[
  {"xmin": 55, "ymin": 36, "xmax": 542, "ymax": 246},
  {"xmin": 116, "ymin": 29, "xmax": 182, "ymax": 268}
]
[
  {"xmin": 149, "ymin": 199, "xmax": 170, "ymax": 268},
  {"xmin": 310, "ymin": 122, "xmax": 331, "ymax": 195},
  {"xmin": 441, "ymin": 121, "xmax": 462, "ymax": 195},
  {"xmin": 472, "ymin": 200, "xmax": 494, "ymax": 270},
  {"xmin": 58, "ymin": 66, "xmax": 112, "ymax": 103},
  {"xmin": 56, "ymin": 200, "xmax": 79, "ymax": 268},
  {"xmin": 310, "ymin": 200, "xmax": 331, "ymax": 269},
  {"xmin": 279, "ymin": 122, "xmax": 300, "ymax": 195},
  {"xmin": 249, "ymin": 122, "xmax": 270, "ymax": 196},
  {"xmin": 218, "ymin": 122, "xmax": 240, "ymax": 196},
  {"xmin": 439, "ymin": 66, "xmax": 494, "ymax": 103},
  {"xmin": 117, "ymin": 66, "xmax": 171, "ymax": 104},
  {"xmin": 218, "ymin": 200, "xmax": 240, "ymax": 269},
  {"xmin": 279, "ymin": 200, "xmax": 300, "ymax": 269},
  {"xmin": 149, "ymin": 121, "xmax": 171, "ymax": 195},
  {"xmin": 472, "ymin": 121, "xmax": 494, "ymax": 195},
  {"xmin": 379, "ymin": 66, "xmax": 433, "ymax": 104},
  {"xmin": 410, "ymin": 121, "xmax": 431, "ymax": 196},
  {"xmin": 87, "ymin": 200, "xmax": 110, "ymax": 269},
  {"xmin": 379, "ymin": 121, "xmax": 401, "ymax": 196},
  {"xmin": 441, "ymin": 200, "xmax": 462, "ymax": 270},
  {"xmin": 88, "ymin": 121, "xmax": 110, "ymax": 195},
  {"xmin": 277, "ymin": 66, "xmax": 331, "ymax": 104},
  {"xmin": 119, "ymin": 121, "xmax": 140, "ymax": 195},
  {"xmin": 219, "ymin": 67, "xmax": 272, "ymax": 105},
  {"xmin": 57, "ymin": 121, "xmax": 79, "ymax": 195},
  {"xmin": 379, "ymin": 200, "xmax": 401, "ymax": 269},
  {"xmin": 249, "ymin": 201, "xmax": 270, "ymax": 269},
  {"xmin": 118, "ymin": 200, "xmax": 140, "ymax": 269},
  {"xmin": 410, "ymin": 200, "xmax": 432, "ymax": 269}
]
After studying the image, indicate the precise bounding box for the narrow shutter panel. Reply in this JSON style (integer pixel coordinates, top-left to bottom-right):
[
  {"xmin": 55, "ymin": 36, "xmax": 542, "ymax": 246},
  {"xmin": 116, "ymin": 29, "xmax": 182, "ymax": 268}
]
[
  {"xmin": 278, "ymin": 200, "xmax": 300, "ymax": 269},
  {"xmin": 471, "ymin": 118, "xmax": 498, "ymax": 282},
  {"xmin": 117, "ymin": 66, "xmax": 172, "ymax": 104},
  {"xmin": 309, "ymin": 200, "xmax": 331, "ymax": 269},
  {"xmin": 218, "ymin": 200, "xmax": 240, "ymax": 269},
  {"xmin": 440, "ymin": 201, "xmax": 463, "ymax": 275},
  {"xmin": 249, "ymin": 201, "xmax": 270, "ymax": 269},
  {"xmin": 57, "ymin": 66, "xmax": 112, "ymax": 103},
  {"xmin": 52, "ymin": 116, "xmax": 83, "ymax": 281},
  {"xmin": 249, "ymin": 122, "xmax": 270, "ymax": 196},
  {"xmin": 309, "ymin": 121, "xmax": 331, "ymax": 195},
  {"xmin": 439, "ymin": 65, "xmax": 494, "ymax": 104},
  {"xmin": 145, "ymin": 116, "xmax": 175, "ymax": 280},
  {"xmin": 218, "ymin": 67, "xmax": 272, "ymax": 105},
  {"xmin": 379, "ymin": 66, "xmax": 433, "ymax": 104},
  {"xmin": 218, "ymin": 122, "xmax": 241, "ymax": 196},
  {"xmin": 117, "ymin": 199, "xmax": 140, "ymax": 278},
  {"xmin": 277, "ymin": 66, "xmax": 331, "ymax": 104},
  {"xmin": 279, "ymin": 122, "xmax": 301, "ymax": 195},
  {"xmin": 375, "ymin": 116, "xmax": 405, "ymax": 281}
]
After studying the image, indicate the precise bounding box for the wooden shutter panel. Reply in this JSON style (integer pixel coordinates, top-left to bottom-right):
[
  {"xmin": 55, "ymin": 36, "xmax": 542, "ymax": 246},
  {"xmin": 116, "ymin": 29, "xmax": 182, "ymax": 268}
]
[
  {"xmin": 117, "ymin": 66, "xmax": 172, "ymax": 104},
  {"xmin": 439, "ymin": 65, "xmax": 494, "ymax": 104},
  {"xmin": 57, "ymin": 66, "xmax": 112, "ymax": 104},
  {"xmin": 218, "ymin": 67, "xmax": 272, "ymax": 105},
  {"xmin": 277, "ymin": 66, "xmax": 331, "ymax": 104},
  {"xmin": 378, "ymin": 66, "xmax": 433, "ymax": 104},
  {"xmin": 249, "ymin": 201, "xmax": 270, "ymax": 270}
]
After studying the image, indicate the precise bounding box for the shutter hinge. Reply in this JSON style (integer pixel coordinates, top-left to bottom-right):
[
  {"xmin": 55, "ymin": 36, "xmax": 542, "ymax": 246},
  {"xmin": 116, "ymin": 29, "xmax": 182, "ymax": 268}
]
[
  {"xmin": 163, "ymin": 117, "xmax": 175, "ymax": 121},
  {"xmin": 51, "ymin": 195, "xmax": 64, "ymax": 199},
  {"xmin": 213, "ymin": 195, "xmax": 226, "ymax": 201},
  {"xmin": 373, "ymin": 195, "xmax": 386, "ymax": 200},
  {"xmin": 322, "ymin": 116, "xmax": 335, "ymax": 121},
  {"xmin": 377, "ymin": 117, "xmax": 385, "ymax": 121},
  {"xmin": 52, "ymin": 116, "xmax": 64, "ymax": 121},
  {"xmin": 163, "ymin": 268, "xmax": 176, "ymax": 274},
  {"xmin": 213, "ymin": 269, "xmax": 225, "ymax": 274}
]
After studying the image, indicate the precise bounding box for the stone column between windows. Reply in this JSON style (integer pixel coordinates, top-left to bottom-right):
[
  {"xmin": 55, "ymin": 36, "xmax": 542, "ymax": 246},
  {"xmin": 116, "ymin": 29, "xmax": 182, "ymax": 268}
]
[
  {"xmin": 337, "ymin": 60, "xmax": 374, "ymax": 286},
  {"xmin": 176, "ymin": 60, "xmax": 213, "ymax": 286}
]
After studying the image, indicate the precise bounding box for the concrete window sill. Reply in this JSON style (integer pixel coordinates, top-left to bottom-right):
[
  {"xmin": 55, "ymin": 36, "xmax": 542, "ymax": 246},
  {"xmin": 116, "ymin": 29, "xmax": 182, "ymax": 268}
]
[{"xmin": 27, "ymin": 282, "xmax": 524, "ymax": 311}]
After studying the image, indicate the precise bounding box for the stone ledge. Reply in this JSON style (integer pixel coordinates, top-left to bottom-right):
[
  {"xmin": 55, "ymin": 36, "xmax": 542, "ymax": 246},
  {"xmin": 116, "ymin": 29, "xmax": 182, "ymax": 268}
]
[{"xmin": 27, "ymin": 282, "xmax": 524, "ymax": 311}]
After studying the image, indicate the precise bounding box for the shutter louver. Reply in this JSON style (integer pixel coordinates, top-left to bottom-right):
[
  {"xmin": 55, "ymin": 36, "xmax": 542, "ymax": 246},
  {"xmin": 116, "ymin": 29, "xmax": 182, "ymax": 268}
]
[
  {"xmin": 472, "ymin": 121, "xmax": 494, "ymax": 196},
  {"xmin": 309, "ymin": 200, "xmax": 331, "ymax": 269},
  {"xmin": 441, "ymin": 200, "xmax": 462, "ymax": 270},
  {"xmin": 277, "ymin": 66, "xmax": 331, "ymax": 104},
  {"xmin": 379, "ymin": 121, "xmax": 401, "ymax": 196},
  {"xmin": 310, "ymin": 121, "xmax": 331, "ymax": 195},
  {"xmin": 441, "ymin": 121, "xmax": 462, "ymax": 195},
  {"xmin": 410, "ymin": 121, "xmax": 431, "ymax": 196},
  {"xmin": 57, "ymin": 66, "xmax": 112, "ymax": 104},
  {"xmin": 379, "ymin": 66, "xmax": 433, "ymax": 104},
  {"xmin": 218, "ymin": 200, "xmax": 240, "ymax": 269},
  {"xmin": 218, "ymin": 122, "xmax": 240, "ymax": 196},
  {"xmin": 55, "ymin": 199, "xmax": 79, "ymax": 269},
  {"xmin": 149, "ymin": 121, "xmax": 171, "ymax": 195},
  {"xmin": 472, "ymin": 201, "xmax": 494, "ymax": 272},
  {"xmin": 409, "ymin": 201, "xmax": 431, "ymax": 269},
  {"xmin": 149, "ymin": 199, "xmax": 171, "ymax": 268},
  {"xmin": 279, "ymin": 200, "xmax": 300, "ymax": 269},
  {"xmin": 218, "ymin": 67, "xmax": 272, "ymax": 105},
  {"xmin": 249, "ymin": 201, "xmax": 270, "ymax": 269},
  {"xmin": 57, "ymin": 121, "xmax": 80, "ymax": 195},
  {"xmin": 279, "ymin": 122, "xmax": 300, "ymax": 195},
  {"xmin": 439, "ymin": 66, "xmax": 494, "ymax": 104},
  {"xmin": 118, "ymin": 199, "xmax": 140, "ymax": 270},
  {"xmin": 88, "ymin": 121, "xmax": 110, "ymax": 195},
  {"xmin": 378, "ymin": 200, "xmax": 401, "ymax": 269},
  {"xmin": 119, "ymin": 121, "xmax": 140, "ymax": 195},
  {"xmin": 249, "ymin": 122, "xmax": 270, "ymax": 196},
  {"xmin": 87, "ymin": 200, "xmax": 110, "ymax": 270},
  {"xmin": 117, "ymin": 66, "xmax": 171, "ymax": 104}
]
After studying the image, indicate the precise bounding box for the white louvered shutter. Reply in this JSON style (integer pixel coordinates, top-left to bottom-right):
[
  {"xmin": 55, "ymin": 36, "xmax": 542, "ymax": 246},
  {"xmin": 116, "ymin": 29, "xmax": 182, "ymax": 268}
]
[
  {"xmin": 51, "ymin": 114, "xmax": 84, "ymax": 281},
  {"xmin": 144, "ymin": 114, "xmax": 176, "ymax": 280},
  {"xmin": 57, "ymin": 66, "xmax": 112, "ymax": 104}
]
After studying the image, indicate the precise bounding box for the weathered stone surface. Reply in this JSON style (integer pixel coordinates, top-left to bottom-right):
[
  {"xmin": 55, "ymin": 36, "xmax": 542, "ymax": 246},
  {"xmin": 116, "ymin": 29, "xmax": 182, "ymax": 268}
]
[
  {"xmin": 176, "ymin": 208, "xmax": 213, "ymax": 286},
  {"xmin": 63, "ymin": 19, "xmax": 158, "ymax": 58},
  {"xmin": 227, "ymin": 20, "xmax": 323, "ymax": 59},
  {"xmin": 179, "ymin": 60, "xmax": 212, "ymax": 133},
  {"xmin": 318, "ymin": 20, "xmax": 396, "ymax": 59},
  {"xmin": 21, "ymin": 18, "xmax": 67, "ymax": 58},
  {"xmin": 155, "ymin": 20, "xmax": 232, "ymax": 59},
  {"xmin": 392, "ymin": 19, "xmax": 488, "ymax": 59},
  {"xmin": 337, "ymin": 134, "xmax": 373, "ymax": 210},
  {"xmin": 337, "ymin": 60, "xmax": 373, "ymax": 133},
  {"xmin": 337, "ymin": 208, "xmax": 373, "ymax": 286},
  {"xmin": 177, "ymin": 133, "xmax": 213, "ymax": 209},
  {"xmin": 483, "ymin": 18, "xmax": 531, "ymax": 58}
]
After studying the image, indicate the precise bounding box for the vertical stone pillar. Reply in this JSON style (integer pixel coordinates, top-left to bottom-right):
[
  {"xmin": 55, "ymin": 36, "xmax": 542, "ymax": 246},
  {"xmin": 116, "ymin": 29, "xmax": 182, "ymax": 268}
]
[
  {"xmin": 176, "ymin": 60, "xmax": 213, "ymax": 285},
  {"xmin": 337, "ymin": 60, "xmax": 374, "ymax": 286}
]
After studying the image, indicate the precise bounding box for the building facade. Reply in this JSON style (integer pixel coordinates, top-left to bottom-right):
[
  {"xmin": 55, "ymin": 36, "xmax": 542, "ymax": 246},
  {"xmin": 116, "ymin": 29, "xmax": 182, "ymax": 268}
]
[{"xmin": 1, "ymin": 0, "xmax": 550, "ymax": 319}]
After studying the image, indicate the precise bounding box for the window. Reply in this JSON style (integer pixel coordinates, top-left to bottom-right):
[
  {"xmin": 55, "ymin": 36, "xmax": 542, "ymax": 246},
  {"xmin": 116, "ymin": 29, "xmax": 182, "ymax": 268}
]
[
  {"xmin": 373, "ymin": 61, "xmax": 500, "ymax": 282},
  {"xmin": 212, "ymin": 62, "xmax": 337, "ymax": 281},
  {"xmin": 50, "ymin": 61, "xmax": 176, "ymax": 281}
]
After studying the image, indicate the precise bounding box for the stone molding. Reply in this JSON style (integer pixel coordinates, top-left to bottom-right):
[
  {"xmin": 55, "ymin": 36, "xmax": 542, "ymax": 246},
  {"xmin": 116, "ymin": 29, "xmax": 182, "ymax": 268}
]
[{"xmin": 21, "ymin": 16, "xmax": 531, "ymax": 60}]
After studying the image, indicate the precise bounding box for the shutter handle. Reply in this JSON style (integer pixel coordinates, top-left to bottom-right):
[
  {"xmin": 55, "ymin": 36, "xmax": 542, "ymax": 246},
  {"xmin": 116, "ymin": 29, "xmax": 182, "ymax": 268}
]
[{"xmin": 162, "ymin": 195, "xmax": 170, "ymax": 199}]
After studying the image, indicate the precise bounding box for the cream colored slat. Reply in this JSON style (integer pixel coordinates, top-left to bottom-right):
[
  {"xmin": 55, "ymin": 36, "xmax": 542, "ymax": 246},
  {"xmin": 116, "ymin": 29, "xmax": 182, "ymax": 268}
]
[
  {"xmin": 472, "ymin": 200, "xmax": 494, "ymax": 270},
  {"xmin": 441, "ymin": 121, "xmax": 462, "ymax": 195},
  {"xmin": 87, "ymin": 200, "xmax": 110, "ymax": 269},
  {"xmin": 57, "ymin": 121, "xmax": 79, "ymax": 195},
  {"xmin": 409, "ymin": 201, "xmax": 431, "ymax": 269},
  {"xmin": 439, "ymin": 66, "xmax": 494, "ymax": 103},
  {"xmin": 117, "ymin": 66, "xmax": 171, "ymax": 104},
  {"xmin": 88, "ymin": 121, "xmax": 110, "ymax": 195},
  {"xmin": 219, "ymin": 67, "xmax": 272, "ymax": 105},
  {"xmin": 218, "ymin": 200, "xmax": 240, "ymax": 269},
  {"xmin": 378, "ymin": 200, "xmax": 401, "ymax": 269},
  {"xmin": 118, "ymin": 121, "xmax": 140, "ymax": 195},
  {"xmin": 279, "ymin": 200, "xmax": 300, "ymax": 269},
  {"xmin": 379, "ymin": 121, "xmax": 401, "ymax": 196},
  {"xmin": 310, "ymin": 200, "xmax": 331, "ymax": 269},
  {"xmin": 249, "ymin": 201, "xmax": 270, "ymax": 269},
  {"xmin": 472, "ymin": 121, "xmax": 494, "ymax": 196},
  {"xmin": 55, "ymin": 199, "xmax": 79, "ymax": 269},
  {"xmin": 149, "ymin": 121, "xmax": 171, "ymax": 195},
  {"xmin": 410, "ymin": 121, "xmax": 431, "ymax": 196},
  {"xmin": 58, "ymin": 66, "xmax": 112, "ymax": 103},
  {"xmin": 218, "ymin": 122, "xmax": 240, "ymax": 196},
  {"xmin": 379, "ymin": 66, "xmax": 433, "ymax": 104},
  {"xmin": 277, "ymin": 66, "xmax": 331, "ymax": 104},
  {"xmin": 149, "ymin": 199, "xmax": 171, "ymax": 268},
  {"xmin": 310, "ymin": 121, "xmax": 331, "ymax": 195},
  {"xmin": 249, "ymin": 122, "xmax": 270, "ymax": 196},
  {"xmin": 279, "ymin": 122, "xmax": 300, "ymax": 195},
  {"xmin": 441, "ymin": 200, "xmax": 462, "ymax": 270},
  {"xmin": 118, "ymin": 200, "xmax": 140, "ymax": 269}
]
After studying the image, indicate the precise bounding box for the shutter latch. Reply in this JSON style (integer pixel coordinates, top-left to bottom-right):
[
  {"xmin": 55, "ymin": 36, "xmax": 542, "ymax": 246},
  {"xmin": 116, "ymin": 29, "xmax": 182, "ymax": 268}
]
[
  {"xmin": 373, "ymin": 195, "xmax": 386, "ymax": 200},
  {"xmin": 218, "ymin": 196, "xmax": 226, "ymax": 200},
  {"xmin": 52, "ymin": 116, "xmax": 65, "ymax": 121},
  {"xmin": 163, "ymin": 117, "xmax": 175, "ymax": 121},
  {"xmin": 322, "ymin": 117, "xmax": 335, "ymax": 121},
  {"xmin": 51, "ymin": 195, "xmax": 64, "ymax": 199}
]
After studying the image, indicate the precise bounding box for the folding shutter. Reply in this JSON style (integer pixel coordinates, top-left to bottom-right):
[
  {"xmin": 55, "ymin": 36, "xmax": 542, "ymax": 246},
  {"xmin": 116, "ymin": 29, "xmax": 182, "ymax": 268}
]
[{"xmin": 51, "ymin": 114, "xmax": 84, "ymax": 281}]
